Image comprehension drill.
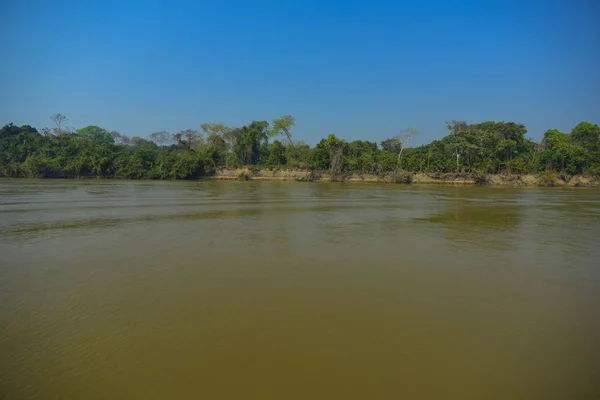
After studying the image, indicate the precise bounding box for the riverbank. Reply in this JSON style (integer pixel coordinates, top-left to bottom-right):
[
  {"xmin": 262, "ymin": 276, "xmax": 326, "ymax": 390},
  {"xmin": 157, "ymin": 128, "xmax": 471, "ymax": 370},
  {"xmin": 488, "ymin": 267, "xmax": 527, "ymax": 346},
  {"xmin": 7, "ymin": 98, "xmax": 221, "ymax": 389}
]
[
  {"xmin": 2, "ymin": 170, "xmax": 599, "ymax": 187},
  {"xmin": 207, "ymin": 168, "xmax": 600, "ymax": 187}
]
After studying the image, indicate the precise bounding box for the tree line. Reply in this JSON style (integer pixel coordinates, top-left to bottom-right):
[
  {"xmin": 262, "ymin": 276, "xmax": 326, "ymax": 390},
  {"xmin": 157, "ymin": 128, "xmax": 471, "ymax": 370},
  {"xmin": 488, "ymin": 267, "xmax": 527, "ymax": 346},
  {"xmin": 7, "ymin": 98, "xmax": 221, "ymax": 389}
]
[{"xmin": 1, "ymin": 114, "xmax": 599, "ymax": 180}]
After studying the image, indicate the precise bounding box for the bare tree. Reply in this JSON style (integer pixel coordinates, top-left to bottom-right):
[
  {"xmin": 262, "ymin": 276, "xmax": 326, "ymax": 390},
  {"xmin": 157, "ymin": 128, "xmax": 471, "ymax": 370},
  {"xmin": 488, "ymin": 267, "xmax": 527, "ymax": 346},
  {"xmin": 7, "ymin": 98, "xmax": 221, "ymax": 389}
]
[
  {"xmin": 49, "ymin": 113, "xmax": 70, "ymax": 135},
  {"xmin": 389, "ymin": 128, "xmax": 418, "ymax": 171},
  {"xmin": 323, "ymin": 134, "xmax": 345, "ymax": 181},
  {"xmin": 330, "ymin": 145, "xmax": 344, "ymax": 180},
  {"xmin": 111, "ymin": 131, "xmax": 130, "ymax": 145},
  {"xmin": 150, "ymin": 130, "xmax": 171, "ymax": 146},
  {"xmin": 453, "ymin": 145, "xmax": 463, "ymax": 170},
  {"xmin": 50, "ymin": 113, "xmax": 67, "ymax": 130},
  {"xmin": 445, "ymin": 121, "xmax": 471, "ymax": 171},
  {"xmin": 173, "ymin": 129, "xmax": 201, "ymax": 150},
  {"xmin": 130, "ymin": 136, "xmax": 145, "ymax": 145}
]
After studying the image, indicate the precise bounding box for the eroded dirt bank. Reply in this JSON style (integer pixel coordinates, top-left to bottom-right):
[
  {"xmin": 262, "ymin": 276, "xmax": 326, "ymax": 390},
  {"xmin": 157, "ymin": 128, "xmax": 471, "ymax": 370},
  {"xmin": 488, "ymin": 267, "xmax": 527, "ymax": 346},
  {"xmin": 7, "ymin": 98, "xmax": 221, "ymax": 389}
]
[{"xmin": 207, "ymin": 168, "xmax": 600, "ymax": 187}]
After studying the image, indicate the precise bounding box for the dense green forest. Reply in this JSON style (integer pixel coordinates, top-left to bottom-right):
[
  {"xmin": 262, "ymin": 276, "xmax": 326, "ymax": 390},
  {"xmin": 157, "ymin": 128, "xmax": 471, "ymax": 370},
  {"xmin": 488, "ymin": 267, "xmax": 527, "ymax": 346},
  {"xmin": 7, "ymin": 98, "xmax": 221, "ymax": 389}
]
[{"xmin": 1, "ymin": 114, "xmax": 599, "ymax": 180}]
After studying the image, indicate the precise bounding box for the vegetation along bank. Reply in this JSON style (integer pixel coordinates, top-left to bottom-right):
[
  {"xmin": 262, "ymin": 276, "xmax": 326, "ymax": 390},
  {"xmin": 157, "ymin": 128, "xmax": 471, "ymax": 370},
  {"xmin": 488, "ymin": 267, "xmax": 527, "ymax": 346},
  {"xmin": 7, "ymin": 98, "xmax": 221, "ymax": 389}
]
[{"xmin": 1, "ymin": 114, "xmax": 599, "ymax": 187}]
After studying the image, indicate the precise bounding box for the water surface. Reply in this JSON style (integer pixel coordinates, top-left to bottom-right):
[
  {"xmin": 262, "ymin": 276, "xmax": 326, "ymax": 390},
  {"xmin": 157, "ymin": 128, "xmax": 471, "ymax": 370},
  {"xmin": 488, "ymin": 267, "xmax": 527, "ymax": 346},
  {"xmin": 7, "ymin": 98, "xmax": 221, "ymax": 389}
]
[{"xmin": 1, "ymin": 180, "xmax": 599, "ymax": 399}]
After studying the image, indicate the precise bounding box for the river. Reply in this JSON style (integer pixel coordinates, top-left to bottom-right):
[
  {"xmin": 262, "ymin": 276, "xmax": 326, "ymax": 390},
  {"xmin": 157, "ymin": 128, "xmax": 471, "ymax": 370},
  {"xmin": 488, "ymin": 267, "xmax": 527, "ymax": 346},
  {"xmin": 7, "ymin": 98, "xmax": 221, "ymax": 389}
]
[{"xmin": 1, "ymin": 180, "xmax": 599, "ymax": 399}]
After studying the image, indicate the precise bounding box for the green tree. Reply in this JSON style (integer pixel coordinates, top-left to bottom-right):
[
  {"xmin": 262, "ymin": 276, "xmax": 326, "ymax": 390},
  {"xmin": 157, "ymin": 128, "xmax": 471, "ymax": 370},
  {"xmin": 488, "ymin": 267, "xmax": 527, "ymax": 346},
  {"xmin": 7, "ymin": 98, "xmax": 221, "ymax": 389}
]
[
  {"xmin": 234, "ymin": 121, "xmax": 269, "ymax": 165},
  {"xmin": 310, "ymin": 134, "xmax": 346, "ymax": 178},
  {"xmin": 540, "ymin": 129, "xmax": 586, "ymax": 174},
  {"xmin": 381, "ymin": 128, "xmax": 417, "ymax": 171},
  {"xmin": 285, "ymin": 141, "xmax": 311, "ymax": 169},
  {"xmin": 444, "ymin": 121, "xmax": 482, "ymax": 172},
  {"xmin": 270, "ymin": 115, "xmax": 295, "ymax": 146},
  {"xmin": 345, "ymin": 140, "xmax": 378, "ymax": 173},
  {"xmin": 265, "ymin": 140, "xmax": 287, "ymax": 167},
  {"xmin": 171, "ymin": 151, "xmax": 204, "ymax": 179},
  {"xmin": 76, "ymin": 126, "xmax": 114, "ymax": 145},
  {"xmin": 571, "ymin": 121, "xmax": 600, "ymax": 150},
  {"xmin": 0, "ymin": 124, "xmax": 39, "ymax": 173},
  {"xmin": 201, "ymin": 122, "xmax": 231, "ymax": 168}
]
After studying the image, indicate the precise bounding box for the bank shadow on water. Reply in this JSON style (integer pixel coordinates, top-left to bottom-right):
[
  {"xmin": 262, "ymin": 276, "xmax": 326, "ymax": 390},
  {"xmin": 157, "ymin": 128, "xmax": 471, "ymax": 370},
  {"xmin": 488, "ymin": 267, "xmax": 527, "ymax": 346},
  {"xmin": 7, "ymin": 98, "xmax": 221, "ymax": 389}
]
[
  {"xmin": 413, "ymin": 190, "xmax": 525, "ymax": 250},
  {"xmin": 2, "ymin": 181, "xmax": 598, "ymax": 256},
  {"xmin": 0, "ymin": 202, "xmax": 387, "ymax": 241}
]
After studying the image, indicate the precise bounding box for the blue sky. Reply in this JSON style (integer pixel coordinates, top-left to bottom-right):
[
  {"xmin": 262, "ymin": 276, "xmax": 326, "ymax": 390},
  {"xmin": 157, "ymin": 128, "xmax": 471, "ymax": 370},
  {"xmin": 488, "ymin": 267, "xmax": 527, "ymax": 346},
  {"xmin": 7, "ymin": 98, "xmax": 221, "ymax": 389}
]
[{"xmin": 1, "ymin": 0, "xmax": 598, "ymax": 145}]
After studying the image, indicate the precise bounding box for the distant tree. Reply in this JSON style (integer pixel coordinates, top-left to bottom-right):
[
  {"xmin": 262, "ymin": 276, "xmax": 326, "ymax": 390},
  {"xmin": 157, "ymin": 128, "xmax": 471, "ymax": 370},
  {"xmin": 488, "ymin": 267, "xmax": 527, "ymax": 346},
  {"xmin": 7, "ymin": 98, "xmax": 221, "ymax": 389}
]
[
  {"xmin": 380, "ymin": 138, "xmax": 402, "ymax": 153},
  {"xmin": 234, "ymin": 121, "xmax": 269, "ymax": 165},
  {"xmin": 285, "ymin": 140, "xmax": 311, "ymax": 168},
  {"xmin": 200, "ymin": 122, "xmax": 231, "ymax": 138},
  {"xmin": 346, "ymin": 140, "xmax": 378, "ymax": 173},
  {"xmin": 205, "ymin": 130, "xmax": 227, "ymax": 149},
  {"xmin": 50, "ymin": 113, "xmax": 68, "ymax": 132},
  {"xmin": 45, "ymin": 113, "xmax": 73, "ymax": 136},
  {"xmin": 200, "ymin": 123, "xmax": 230, "ymax": 167},
  {"xmin": 540, "ymin": 129, "xmax": 586, "ymax": 174},
  {"xmin": 171, "ymin": 151, "xmax": 203, "ymax": 179},
  {"xmin": 571, "ymin": 121, "xmax": 600, "ymax": 151},
  {"xmin": 310, "ymin": 134, "xmax": 347, "ymax": 174},
  {"xmin": 445, "ymin": 121, "xmax": 480, "ymax": 171},
  {"xmin": 173, "ymin": 129, "xmax": 201, "ymax": 151},
  {"xmin": 265, "ymin": 140, "xmax": 287, "ymax": 166},
  {"xmin": 111, "ymin": 131, "xmax": 130, "ymax": 145},
  {"xmin": 269, "ymin": 115, "xmax": 295, "ymax": 146},
  {"xmin": 0, "ymin": 124, "xmax": 44, "ymax": 177},
  {"xmin": 150, "ymin": 130, "xmax": 171, "ymax": 146},
  {"xmin": 570, "ymin": 122, "xmax": 600, "ymax": 173},
  {"xmin": 383, "ymin": 128, "xmax": 418, "ymax": 171},
  {"xmin": 76, "ymin": 126, "xmax": 114, "ymax": 145},
  {"xmin": 201, "ymin": 122, "xmax": 230, "ymax": 148},
  {"xmin": 130, "ymin": 136, "xmax": 146, "ymax": 146},
  {"xmin": 468, "ymin": 121, "xmax": 528, "ymax": 172}
]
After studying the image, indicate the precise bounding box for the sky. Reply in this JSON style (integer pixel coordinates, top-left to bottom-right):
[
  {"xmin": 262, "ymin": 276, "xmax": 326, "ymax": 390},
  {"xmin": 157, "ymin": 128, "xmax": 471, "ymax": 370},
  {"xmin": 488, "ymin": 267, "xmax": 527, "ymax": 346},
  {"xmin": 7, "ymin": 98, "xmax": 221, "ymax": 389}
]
[{"xmin": 0, "ymin": 0, "xmax": 598, "ymax": 146}]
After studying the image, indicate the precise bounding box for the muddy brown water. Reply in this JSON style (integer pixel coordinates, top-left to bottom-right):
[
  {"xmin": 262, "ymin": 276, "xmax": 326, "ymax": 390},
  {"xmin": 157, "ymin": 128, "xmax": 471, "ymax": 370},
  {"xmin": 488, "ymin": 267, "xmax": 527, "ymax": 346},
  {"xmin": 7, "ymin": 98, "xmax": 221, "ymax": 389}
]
[{"xmin": 1, "ymin": 180, "xmax": 599, "ymax": 399}]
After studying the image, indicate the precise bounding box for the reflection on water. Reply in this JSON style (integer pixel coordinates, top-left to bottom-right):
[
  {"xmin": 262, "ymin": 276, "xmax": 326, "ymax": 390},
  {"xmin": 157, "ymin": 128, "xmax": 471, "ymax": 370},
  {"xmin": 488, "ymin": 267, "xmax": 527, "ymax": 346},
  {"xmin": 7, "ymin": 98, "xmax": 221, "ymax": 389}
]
[
  {"xmin": 1, "ymin": 180, "xmax": 599, "ymax": 399},
  {"xmin": 416, "ymin": 192, "xmax": 524, "ymax": 250}
]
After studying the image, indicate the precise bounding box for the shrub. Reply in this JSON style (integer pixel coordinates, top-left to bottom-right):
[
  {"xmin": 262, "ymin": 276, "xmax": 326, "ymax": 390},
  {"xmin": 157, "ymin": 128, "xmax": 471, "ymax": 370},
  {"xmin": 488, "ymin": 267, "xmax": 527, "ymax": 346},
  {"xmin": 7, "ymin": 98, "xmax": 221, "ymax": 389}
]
[
  {"xmin": 393, "ymin": 171, "xmax": 413, "ymax": 184},
  {"xmin": 472, "ymin": 170, "xmax": 489, "ymax": 185},
  {"xmin": 474, "ymin": 175, "xmax": 490, "ymax": 184},
  {"xmin": 558, "ymin": 172, "xmax": 571, "ymax": 182},
  {"xmin": 237, "ymin": 172, "xmax": 251, "ymax": 181},
  {"xmin": 295, "ymin": 171, "xmax": 319, "ymax": 182},
  {"xmin": 226, "ymin": 152, "xmax": 242, "ymax": 168},
  {"xmin": 537, "ymin": 171, "xmax": 558, "ymax": 187}
]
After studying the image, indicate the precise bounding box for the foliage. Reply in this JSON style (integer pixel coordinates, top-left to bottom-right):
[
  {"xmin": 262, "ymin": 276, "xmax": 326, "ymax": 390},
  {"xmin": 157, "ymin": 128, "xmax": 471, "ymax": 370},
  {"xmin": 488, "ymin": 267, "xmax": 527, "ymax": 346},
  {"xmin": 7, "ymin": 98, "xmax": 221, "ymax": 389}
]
[
  {"xmin": 539, "ymin": 129, "xmax": 586, "ymax": 174},
  {"xmin": 248, "ymin": 165, "xmax": 261, "ymax": 175},
  {"xmin": 536, "ymin": 171, "xmax": 559, "ymax": 187},
  {"xmin": 76, "ymin": 126, "xmax": 114, "ymax": 145},
  {"xmin": 265, "ymin": 140, "xmax": 287, "ymax": 167},
  {"xmin": 1, "ymin": 115, "xmax": 599, "ymax": 181},
  {"xmin": 225, "ymin": 152, "xmax": 242, "ymax": 168},
  {"xmin": 269, "ymin": 115, "xmax": 295, "ymax": 145}
]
